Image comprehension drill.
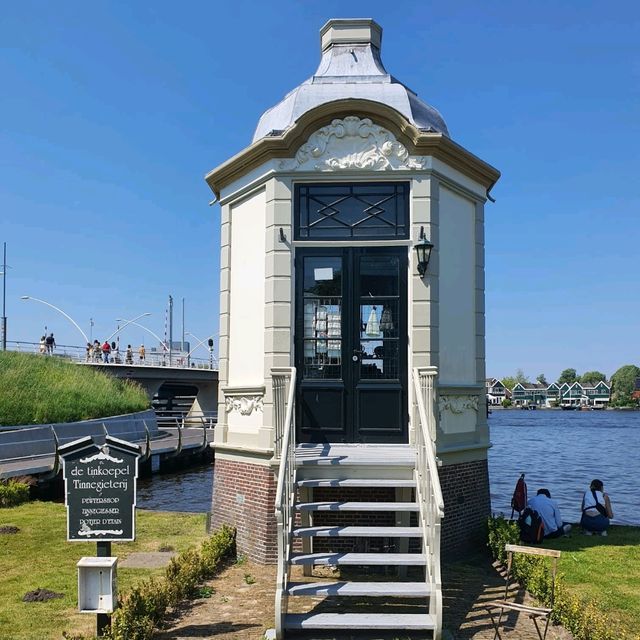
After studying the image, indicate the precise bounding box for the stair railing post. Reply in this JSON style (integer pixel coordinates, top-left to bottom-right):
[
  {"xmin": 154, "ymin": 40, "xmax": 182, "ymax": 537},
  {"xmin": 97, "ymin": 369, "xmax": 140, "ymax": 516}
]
[
  {"xmin": 413, "ymin": 366, "xmax": 443, "ymax": 640},
  {"xmin": 272, "ymin": 366, "xmax": 296, "ymax": 640}
]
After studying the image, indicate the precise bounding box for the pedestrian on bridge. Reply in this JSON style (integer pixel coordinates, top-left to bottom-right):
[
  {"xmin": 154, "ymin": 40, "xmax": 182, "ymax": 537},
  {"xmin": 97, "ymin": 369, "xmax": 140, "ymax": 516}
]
[
  {"xmin": 39, "ymin": 336, "xmax": 46, "ymax": 355},
  {"xmin": 101, "ymin": 340, "xmax": 111, "ymax": 363},
  {"xmin": 138, "ymin": 344, "xmax": 145, "ymax": 363},
  {"xmin": 92, "ymin": 340, "xmax": 101, "ymax": 362},
  {"xmin": 126, "ymin": 344, "xmax": 133, "ymax": 365},
  {"xmin": 45, "ymin": 333, "xmax": 55, "ymax": 355}
]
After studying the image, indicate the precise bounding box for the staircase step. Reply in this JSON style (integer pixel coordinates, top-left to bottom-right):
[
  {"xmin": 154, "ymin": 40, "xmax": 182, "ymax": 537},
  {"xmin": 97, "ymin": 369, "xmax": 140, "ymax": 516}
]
[
  {"xmin": 286, "ymin": 581, "xmax": 431, "ymax": 597},
  {"xmin": 284, "ymin": 612, "xmax": 436, "ymax": 630},
  {"xmin": 290, "ymin": 552, "xmax": 427, "ymax": 566},
  {"xmin": 297, "ymin": 501, "xmax": 419, "ymax": 512},
  {"xmin": 297, "ymin": 478, "xmax": 416, "ymax": 488},
  {"xmin": 293, "ymin": 525, "xmax": 422, "ymax": 538}
]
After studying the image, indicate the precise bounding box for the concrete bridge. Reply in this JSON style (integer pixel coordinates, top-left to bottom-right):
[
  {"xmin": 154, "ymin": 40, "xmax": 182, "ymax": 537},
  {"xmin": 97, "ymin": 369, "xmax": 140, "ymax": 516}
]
[{"xmin": 81, "ymin": 362, "xmax": 218, "ymax": 417}]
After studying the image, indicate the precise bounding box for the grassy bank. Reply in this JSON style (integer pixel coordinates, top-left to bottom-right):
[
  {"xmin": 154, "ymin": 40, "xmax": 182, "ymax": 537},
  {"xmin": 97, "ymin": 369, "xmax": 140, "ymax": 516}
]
[
  {"xmin": 0, "ymin": 352, "xmax": 149, "ymax": 425},
  {"xmin": 550, "ymin": 526, "xmax": 640, "ymax": 637},
  {"xmin": 0, "ymin": 501, "xmax": 208, "ymax": 640},
  {"xmin": 489, "ymin": 517, "xmax": 640, "ymax": 639}
]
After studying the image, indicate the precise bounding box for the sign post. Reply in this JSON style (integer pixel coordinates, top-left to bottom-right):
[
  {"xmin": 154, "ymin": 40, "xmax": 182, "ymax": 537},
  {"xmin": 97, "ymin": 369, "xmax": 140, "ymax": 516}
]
[{"xmin": 61, "ymin": 435, "xmax": 140, "ymax": 637}]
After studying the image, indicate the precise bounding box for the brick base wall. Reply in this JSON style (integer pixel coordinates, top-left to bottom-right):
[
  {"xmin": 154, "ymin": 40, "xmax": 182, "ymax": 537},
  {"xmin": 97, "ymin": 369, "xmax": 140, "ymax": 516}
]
[
  {"xmin": 211, "ymin": 458, "xmax": 277, "ymax": 563},
  {"xmin": 211, "ymin": 456, "xmax": 490, "ymax": 563},
  {"xmin": 438, "ymin": 458, "xmax": 490, "ymax": 557}
]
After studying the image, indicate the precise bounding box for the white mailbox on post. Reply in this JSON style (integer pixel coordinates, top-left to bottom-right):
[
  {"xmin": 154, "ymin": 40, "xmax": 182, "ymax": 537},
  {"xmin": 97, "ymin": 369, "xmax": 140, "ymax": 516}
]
[{"xmin": 77, "ymin": 557, "xmax": 117, "ymax": 614}]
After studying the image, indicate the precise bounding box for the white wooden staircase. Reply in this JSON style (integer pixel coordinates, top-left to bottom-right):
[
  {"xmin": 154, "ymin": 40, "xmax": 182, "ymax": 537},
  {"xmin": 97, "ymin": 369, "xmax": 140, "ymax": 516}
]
[{"xmin": 271, "ymin": 367, "xmax": 444, "ymax": 639}]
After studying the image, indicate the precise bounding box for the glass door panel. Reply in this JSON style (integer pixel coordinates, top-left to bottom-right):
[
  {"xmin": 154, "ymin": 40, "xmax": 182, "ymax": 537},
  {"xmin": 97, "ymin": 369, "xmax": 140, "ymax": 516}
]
[{"xmin": 295, "ymin": 247, "xmax": 407, "ymax": 443}]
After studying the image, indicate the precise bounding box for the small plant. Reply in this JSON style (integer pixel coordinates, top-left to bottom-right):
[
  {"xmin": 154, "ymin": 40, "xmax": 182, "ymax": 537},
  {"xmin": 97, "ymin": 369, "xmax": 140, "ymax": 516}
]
[
  {"xmin": 220, "ymin": 595, "xmax": 229, "ymax": 603},
  {"xmin": 158, "ymin": 543, "xmax": 174, "ymax": 552},
  {"xmin": 0, "ymin": 480, "xmax": 30, "ymax": 507},
  {"xmin": 196, "ymin": 585, "xmax": 215, "ymax": 598},
  {"xmin": 243, "ymin": 573, "xmax": 256, "ymax": 585},
  {"xmin": 235, "ymin": 553, "xmax": 247, "ymax": 565}
]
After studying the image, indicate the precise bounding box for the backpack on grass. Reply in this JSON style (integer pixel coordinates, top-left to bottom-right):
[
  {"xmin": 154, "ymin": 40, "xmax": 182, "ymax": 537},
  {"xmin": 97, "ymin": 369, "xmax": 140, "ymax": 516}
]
[{"xmin": 518, "ymin": 507, "xmax": 544, "ymax": 544}]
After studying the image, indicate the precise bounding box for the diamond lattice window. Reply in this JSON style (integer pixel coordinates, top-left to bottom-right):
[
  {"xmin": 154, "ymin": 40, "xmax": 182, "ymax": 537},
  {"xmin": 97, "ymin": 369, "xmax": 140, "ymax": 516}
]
[{"xmin": 295, "ymin": 183, "xmax": 409, "ymax": 240}]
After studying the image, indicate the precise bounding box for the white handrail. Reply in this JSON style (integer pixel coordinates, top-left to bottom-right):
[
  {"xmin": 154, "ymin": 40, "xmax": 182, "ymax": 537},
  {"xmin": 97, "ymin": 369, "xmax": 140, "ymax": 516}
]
[
  {"xmin": 272, "ymin": 366, "xmax": 296, "ymax": 640},
  {"xmin": 413, "ymin": 366, "xmax": 444, "ymax": 640}
]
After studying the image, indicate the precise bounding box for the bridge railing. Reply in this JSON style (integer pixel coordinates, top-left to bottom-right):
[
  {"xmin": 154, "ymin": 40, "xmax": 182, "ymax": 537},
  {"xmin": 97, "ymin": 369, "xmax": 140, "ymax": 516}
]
[
  {"xmin": 155, "ymin": 409, "xmax": 217, "ymax": 430},
  {"xmin": 4, "ymin": 341, "xmax": 216, "ymax": 370}
]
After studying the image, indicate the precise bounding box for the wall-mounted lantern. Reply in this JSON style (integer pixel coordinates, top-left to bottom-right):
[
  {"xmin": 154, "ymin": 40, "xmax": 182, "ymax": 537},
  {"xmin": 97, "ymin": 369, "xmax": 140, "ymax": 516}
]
[{"xmin": 415, "ymin": 226, "xmax": 434, "ymax": 277}]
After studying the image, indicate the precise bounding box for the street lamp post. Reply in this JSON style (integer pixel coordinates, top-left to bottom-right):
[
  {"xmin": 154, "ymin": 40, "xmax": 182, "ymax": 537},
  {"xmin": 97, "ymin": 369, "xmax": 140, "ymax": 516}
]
[
  {"xmin": 116, "ymin": 319, "xmax": 169, "ymax": 359},
  {"xmin": 1, "ymin": 242, "xmax": 8, "ymax": 351},
  {"xmin": 21, "ymin": 295, "xmax": 89, "ymax": 344},
  {"xmin": 106, "ymin": 313, "xmax": 151, "ymax": 343}
]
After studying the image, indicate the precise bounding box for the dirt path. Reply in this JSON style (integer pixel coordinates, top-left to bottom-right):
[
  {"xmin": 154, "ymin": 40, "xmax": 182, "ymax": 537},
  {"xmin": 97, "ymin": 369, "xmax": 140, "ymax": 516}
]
[{"xmin": 155, "ymin": 555, "xmax": 573, "ymax": 640}]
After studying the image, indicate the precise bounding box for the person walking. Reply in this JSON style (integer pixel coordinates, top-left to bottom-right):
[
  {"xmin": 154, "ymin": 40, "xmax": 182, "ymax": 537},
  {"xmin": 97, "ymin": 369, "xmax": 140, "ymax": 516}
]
[
  {"xmin": 39, "ymin": 336, "xmax": 46, "ymax": 355},
  {"xmin": 581, "ymin": 479, "xmax": 614, "ymax": 536},
  {"xmin": 93, "ymin": 340, "xmax": 102, "ymax": 362},
  {"xmin": 125, "ymin": 344, "xmax": 133, "ymax": 365},
  {"xmin": 138, "ymin": 344, "xmax": 145, "ymax": 363},
  {"xmin": 101, "ymin": 340, "xmax": 111, "ymax": 363},
  {"xmin": 45, "ymin": 333, "xmax": 55, "ymax": 355},
  {"xmin": 112, "ymin": 341, "xmax": 120, "ymax": 364},
  {"xmin": 85, "ymin": 342, "xmax": 92, "ymax": 362}
]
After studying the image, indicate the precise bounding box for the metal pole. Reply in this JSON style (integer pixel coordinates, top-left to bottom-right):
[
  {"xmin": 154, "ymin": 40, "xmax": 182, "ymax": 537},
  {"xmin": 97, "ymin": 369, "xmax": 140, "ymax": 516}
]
[
  {"xmin": 181, "ymin": 297, "xmax": 185, "ymax": 353},
  {"xmin": 1, "ymin": 242, "xmax": 7, "ymax": 350},
  {"xmin": 21, "ymin": 295, "xmax": 89, "ymax": 344},
  {"xmin": 168, "ymin": 295, "xmax": 173, "ymax": 367},
  {"xmin": 96, "ymin": 541, "xmax": 112, "ymax": 636},
  {"xmin": 89, "ymin": 318, "xmax": 94, "ymax": 343}
]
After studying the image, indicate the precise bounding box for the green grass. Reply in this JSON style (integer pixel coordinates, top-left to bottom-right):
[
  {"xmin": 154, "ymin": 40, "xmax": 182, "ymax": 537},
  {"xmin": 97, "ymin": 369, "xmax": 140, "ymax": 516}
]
[
  {"xmin": 547, "ymin": 525, "xmax": 640, "ymax": 636},
  {"xmin": 0, "ymin": 501, "xmax": 207, "ymax": 640},
  {"xmin": 0, "ymin": 352, "xmax": 149, "ymax": 425}
]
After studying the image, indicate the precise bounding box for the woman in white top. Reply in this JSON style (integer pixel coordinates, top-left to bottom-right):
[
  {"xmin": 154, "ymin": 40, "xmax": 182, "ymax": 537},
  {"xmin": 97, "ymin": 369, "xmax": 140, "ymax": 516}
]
[{"xmin": 581, "ymin": 479, "xmax": 614, "ymax": 536}]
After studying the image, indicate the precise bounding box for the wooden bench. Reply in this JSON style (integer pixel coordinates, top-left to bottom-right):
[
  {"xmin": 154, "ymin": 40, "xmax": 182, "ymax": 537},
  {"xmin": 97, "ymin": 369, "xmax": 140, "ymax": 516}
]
[{"xmin": 485, "ymin": 543, "xmax": 560, "ymax": 640}]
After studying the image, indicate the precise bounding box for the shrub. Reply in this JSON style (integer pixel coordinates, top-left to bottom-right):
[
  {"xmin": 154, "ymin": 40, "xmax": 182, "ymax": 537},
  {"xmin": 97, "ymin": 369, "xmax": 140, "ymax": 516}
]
[
  {"xmin": 0, "ymin": 479, "xmax": 30, "ymax": 507},
  {"xmin": 104, "ymin": 525, "xmax": 235, "ymax": 640},
  {"xmin": 487, "ymin": 516, "xmax": 626, "ymax": 640},
  {"xmin": 501, "ymin": 398, "xmax": 512, "ymax": 408}
]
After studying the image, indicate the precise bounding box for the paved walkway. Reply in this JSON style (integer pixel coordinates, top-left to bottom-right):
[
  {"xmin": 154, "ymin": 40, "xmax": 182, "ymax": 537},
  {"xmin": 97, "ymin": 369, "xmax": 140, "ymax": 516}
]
[{"xmin": 154, "ymin": 554, "xmax": 573, "ymax": 639}]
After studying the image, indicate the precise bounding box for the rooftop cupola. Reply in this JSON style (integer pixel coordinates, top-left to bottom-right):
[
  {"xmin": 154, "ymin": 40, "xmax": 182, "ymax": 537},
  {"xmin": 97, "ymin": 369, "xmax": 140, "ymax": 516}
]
[{"xmin": 252, "ymin": 18, "xmax": 449, "ymax": 142}]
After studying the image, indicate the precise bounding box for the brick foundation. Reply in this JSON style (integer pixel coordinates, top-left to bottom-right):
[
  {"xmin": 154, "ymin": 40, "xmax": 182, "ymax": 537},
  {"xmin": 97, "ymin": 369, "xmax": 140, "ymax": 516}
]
[
  {"xmin": 438, "ymin": 458, "xmax": 490, "ymax": 557},
  {"xmin": 211, "ymin": 456, "xmax": 490, "ymax": 564},
  {"xmin": 211, "ymin": 458, "xmax": 277, "ymax": 563}
]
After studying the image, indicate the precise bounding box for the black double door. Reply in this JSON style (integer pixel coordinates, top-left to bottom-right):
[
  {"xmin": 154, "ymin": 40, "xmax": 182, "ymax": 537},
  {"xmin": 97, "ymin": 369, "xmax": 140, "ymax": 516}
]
[{"xmin": 295, "ymin": 247, "xmax": 408, "ymax": 443}]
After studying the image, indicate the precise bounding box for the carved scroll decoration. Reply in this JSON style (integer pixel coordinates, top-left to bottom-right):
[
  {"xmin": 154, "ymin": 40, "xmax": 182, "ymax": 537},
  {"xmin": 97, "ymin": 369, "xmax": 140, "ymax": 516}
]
[
  {"xmin": 280, "ymin": 116, "xmax": 428, "ymax": 172},
  {"xmin": 225, "ymin": 395, "xmax": 264, "ymax": 416},
  {"xmin": 438, "ymin": 395, "xmax": 479, "ymax": 415}
]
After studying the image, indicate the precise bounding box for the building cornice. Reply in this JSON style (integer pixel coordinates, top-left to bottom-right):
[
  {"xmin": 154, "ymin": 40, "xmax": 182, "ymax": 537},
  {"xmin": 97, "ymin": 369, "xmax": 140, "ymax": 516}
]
[{"xmin": 204, "ymin": 100, "xmax": 500, "ymax": 198}]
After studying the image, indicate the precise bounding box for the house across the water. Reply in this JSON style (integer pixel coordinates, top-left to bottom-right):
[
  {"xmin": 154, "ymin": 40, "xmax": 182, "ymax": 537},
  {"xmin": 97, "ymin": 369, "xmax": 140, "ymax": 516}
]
[
  {"xmin": 486, "ymin": 377, "xmax": 510, "ymax": 405},
  {"xmin": 509, "ymin": 379, "xmax": 611, "ymax": 407},
  {"xmin": 204, "ymin": 19, "xmax": 500, "ymax": 638}
]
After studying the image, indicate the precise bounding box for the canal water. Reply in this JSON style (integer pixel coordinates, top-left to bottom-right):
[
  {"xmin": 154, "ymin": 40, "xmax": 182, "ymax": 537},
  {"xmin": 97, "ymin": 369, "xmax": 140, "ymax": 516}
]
[
  {"xmin": 137, "ymin": 410, "xmax": 638, "ymax": 526},
  {"xmin": 137, "ymin": 464, "xmax": 214, "ymax": 513},
  {"xmin": 489, "ymin": 409, "xmax": 638, "ymax": 525}
]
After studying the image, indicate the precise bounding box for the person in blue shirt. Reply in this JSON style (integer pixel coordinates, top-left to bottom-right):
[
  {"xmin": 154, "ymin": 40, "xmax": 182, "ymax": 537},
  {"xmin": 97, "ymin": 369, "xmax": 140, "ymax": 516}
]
[{"xmin": 528, "ymin": 488, "xmax": 572, "ymax": 539}]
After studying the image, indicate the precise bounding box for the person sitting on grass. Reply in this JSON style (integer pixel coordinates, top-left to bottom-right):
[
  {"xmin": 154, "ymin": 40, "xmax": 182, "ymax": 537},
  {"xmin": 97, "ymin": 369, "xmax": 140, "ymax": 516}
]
[
  {"xmin": 581, "ymin": 479, "xmax": 614, "ymax": 536},
  {"xmin": 528, "ymin": 488, "xmax": 572, "ymax": 539}
]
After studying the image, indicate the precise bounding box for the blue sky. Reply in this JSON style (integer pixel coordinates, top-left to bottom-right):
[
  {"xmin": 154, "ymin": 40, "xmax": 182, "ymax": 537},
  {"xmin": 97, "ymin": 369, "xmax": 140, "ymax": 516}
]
[{"xmin": 1, "ymin": 1, "xmax": 638, "ymax": 379}]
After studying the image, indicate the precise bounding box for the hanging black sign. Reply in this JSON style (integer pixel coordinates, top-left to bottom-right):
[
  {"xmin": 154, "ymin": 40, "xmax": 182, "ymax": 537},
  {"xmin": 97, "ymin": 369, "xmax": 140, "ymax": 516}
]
[{"xmin": 61, "ymin": 435, "xmax": 140, "ymax": 542}]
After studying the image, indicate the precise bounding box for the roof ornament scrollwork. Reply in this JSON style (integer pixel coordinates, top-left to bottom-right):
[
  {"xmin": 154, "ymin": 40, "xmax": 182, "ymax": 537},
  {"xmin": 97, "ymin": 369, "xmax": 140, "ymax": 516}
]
[{"xmin": 280, "ymin": 116, "xmax": 427, "ymax": 172}]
